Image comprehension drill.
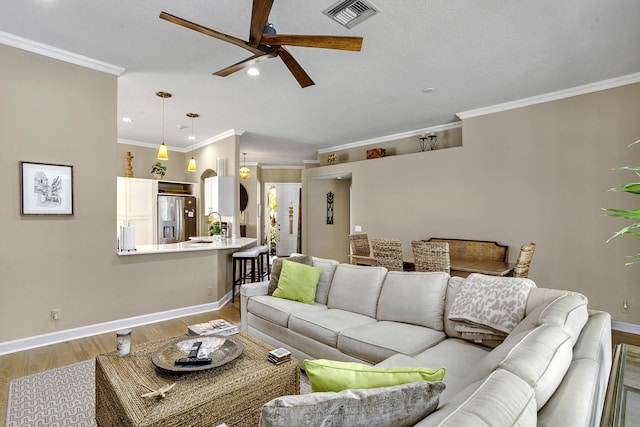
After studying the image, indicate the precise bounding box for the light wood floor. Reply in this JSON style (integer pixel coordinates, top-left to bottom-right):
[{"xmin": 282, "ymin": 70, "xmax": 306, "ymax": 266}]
[
  {"xmin": 0, "ymin": 302, "xmax": 240, "ymax": 424},
  {"xmin": 0, "ymin": 301, "xmax": 638, "ymax": 424}
]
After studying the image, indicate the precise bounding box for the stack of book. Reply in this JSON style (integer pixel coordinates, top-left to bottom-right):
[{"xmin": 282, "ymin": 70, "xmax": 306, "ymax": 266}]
[
  {"xmin": 187, "ymin": 319, "xmax": 239, "ymax": 337},
  {"xmin": 268, "ymin": 348, "xmax": 292, "ymax": 365}
]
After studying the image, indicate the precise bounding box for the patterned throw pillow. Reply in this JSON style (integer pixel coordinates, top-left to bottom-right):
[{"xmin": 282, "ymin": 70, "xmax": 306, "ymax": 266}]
[
  {"xmin": 258, "ymin": 381, "xmax": 445, "ymax": 427},
  {"xmin": 267, "ymin": 254, "xmax": 313, "ymax": 295}
]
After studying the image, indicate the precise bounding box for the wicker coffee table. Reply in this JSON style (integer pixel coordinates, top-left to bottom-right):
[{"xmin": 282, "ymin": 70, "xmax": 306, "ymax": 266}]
[{"xmin": 95, "ymin": 332, "xmax": 299, "ymax": 426}]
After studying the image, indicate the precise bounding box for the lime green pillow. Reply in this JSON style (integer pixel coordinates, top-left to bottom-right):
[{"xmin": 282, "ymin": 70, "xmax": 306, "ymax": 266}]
[
  {"xmin": 303, "ymin": 359, "xmax": 446, "ymax": 392},
  {"xmin": 272, "ymin": 259, "xmax": 322, "ymax": 305}
]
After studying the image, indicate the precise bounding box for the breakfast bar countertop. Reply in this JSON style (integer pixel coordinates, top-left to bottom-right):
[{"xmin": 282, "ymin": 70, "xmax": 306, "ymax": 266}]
[{"xmin": 117, "ymin": 237, "xmax": 258, "ymax": 256}]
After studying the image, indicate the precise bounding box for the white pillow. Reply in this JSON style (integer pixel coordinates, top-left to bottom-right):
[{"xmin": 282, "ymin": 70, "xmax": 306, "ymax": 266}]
[{"xmin": 258, "ymin": 381, "xmax": 445, "ymax": 427}]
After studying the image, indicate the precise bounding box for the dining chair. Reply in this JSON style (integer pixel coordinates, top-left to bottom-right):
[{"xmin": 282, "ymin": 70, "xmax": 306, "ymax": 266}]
[
  {"xmin": 370, "ymin": 238, "xmax": 404, "ymax": 271},
  {"xmin": 513, "ymin": 243, "xmax": 536, "ymax": 278},
  {"xmin": 411, "ymin": 241, "xmax": 451, "ymax": 273},
  {"xmin": 349, "ymin": 233, "xmax": 371, "ymax": 256}
]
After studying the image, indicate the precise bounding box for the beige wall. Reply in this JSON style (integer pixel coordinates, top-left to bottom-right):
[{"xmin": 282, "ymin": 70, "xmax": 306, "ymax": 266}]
[
  {"xmin": 0, "ymin": 45, "xmax": 235, "ymax": 343},
  {"xmin": 304, "ymin": 83, "xmax": 640, "ymax": 325}
]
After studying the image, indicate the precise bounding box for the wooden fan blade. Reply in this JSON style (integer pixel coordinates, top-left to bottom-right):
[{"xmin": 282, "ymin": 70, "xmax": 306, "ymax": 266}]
[
  {"xmin": 273, "ymin": 46, "xmax": 315, "ymax": 88},
  {"xmin": 249, "ymin": 0, "xmax": 274, "ymax": 47},
  {"xmin": 213, "ymin": 52, "xmax": 277, "ymax": 77},
  {"xmin": 160, "ymin": 11, "xmax": 264, "ymax": 56},
  {"xmin": 262, "ymin": 34, "xmax": 363, "ymax": 51}
]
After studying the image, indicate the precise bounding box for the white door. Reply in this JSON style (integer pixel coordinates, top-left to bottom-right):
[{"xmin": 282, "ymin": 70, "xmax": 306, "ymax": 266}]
[{"xmin": 274, "ymin": 184, "xmax": 301, "ymax": 257}]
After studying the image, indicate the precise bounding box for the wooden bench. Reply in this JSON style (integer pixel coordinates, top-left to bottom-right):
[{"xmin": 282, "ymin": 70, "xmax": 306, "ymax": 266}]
[{"xmin": 426, "ymin": 238, "xmax": 513, "ymax": 277}]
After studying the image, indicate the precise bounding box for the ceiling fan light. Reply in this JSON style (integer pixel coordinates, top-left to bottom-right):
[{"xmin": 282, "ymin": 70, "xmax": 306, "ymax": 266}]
[
  {"xmin": 188, "ymin": 157, "xmax": 197, "ymax": 172},
  {"xmin": 157, "ymin": 142, "xmax": 169, "ymax": 160}
]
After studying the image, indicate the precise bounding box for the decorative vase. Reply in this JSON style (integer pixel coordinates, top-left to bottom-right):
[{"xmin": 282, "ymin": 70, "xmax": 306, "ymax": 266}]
[{"xmin": 213, "ymin": 234, "xmax": 224, "ymax": 244}]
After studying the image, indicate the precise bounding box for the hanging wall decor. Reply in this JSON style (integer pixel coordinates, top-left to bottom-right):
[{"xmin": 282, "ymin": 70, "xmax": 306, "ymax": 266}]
[
  {"xmin": 288, "ymin": 203, "xmax": 294, "ymax": 234},
  {"xmin": 326, "ymin": 191, "xmax": 334, "ymax": 225},
  {"xmin": 20, "ymin": 161, "xmax": 74, "ymax": 216}
]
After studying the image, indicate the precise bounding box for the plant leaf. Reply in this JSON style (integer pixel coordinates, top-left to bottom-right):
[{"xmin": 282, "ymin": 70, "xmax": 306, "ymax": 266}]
[
  {"xmin": 604, "ymin": 209, "xmax": 640, "ymax": 220},
  {"xmin": 612, "ymin": 166, "xmax": 640, "ymax": 172},
  {"xmin": 608, "ymin": 183, "xmax": 640, "ymax": 194}
]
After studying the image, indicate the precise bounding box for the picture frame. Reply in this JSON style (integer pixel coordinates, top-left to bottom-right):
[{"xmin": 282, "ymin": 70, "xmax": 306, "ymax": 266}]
[{"xmin": 20, "ymin": 161, "xmax": 74, "ymax": 216}]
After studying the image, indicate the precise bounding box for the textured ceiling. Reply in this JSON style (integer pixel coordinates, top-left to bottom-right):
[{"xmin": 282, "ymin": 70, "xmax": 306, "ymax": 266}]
[{"xmin": 2, "ymin": 0, "xmax": 639, "ymax": 165}]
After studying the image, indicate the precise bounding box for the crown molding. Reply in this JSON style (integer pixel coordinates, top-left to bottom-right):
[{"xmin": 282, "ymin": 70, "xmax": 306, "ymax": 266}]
[
  {"xmin": 0, "ymin": 31, "xmax": 125, "ymax": 76},
  {"xmin": 457, "ymin": 72, "xmax": 640, "ymax": 120},
  {"xmin": 259, "ymin": 164, "xmax": 305, "ymax": 170},
  {"xmin": 318, "ymin": 122, "xmax": 462, "ymax": 154},
  {"xmin": 117, "ymin": 129, "xmax": 245, "ymax": 153}
]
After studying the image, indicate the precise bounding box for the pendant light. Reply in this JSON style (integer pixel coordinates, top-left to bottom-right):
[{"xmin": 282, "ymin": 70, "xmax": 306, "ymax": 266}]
[
  {"xmin": 156, "ymin": 91, "xmax": 171, "ymax": 160},
  {"xmin": 186, "ymin": 113, "xmax": 199, "ymax": 172},
  {"xmin": 239, "ymin": 152, "xmax": 250, "ymax": 179}
]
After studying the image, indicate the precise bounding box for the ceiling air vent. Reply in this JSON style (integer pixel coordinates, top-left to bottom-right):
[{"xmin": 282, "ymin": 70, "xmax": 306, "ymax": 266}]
[{"xmin": 323, "ymin": 0, "xmax": 380, "ymax": 29}]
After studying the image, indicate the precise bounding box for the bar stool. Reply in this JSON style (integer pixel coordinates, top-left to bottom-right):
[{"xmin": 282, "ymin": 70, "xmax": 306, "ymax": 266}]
[
  {"xmin": 257, "ymin": 245, "xmax": 270, "ymax": 280},
  {"xmin": 232, "ymin": 246, "xmax": 261, "ymax": 303}
]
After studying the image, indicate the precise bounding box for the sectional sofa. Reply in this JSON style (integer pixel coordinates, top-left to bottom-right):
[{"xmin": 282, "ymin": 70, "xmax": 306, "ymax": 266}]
[{"xmin": 240, "ymin": 257, "xmax": 612, "ymax": 426}]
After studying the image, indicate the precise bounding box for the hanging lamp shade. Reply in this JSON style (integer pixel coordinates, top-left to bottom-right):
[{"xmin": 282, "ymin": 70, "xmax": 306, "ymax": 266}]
[
  {"xmin": 186, "ymin": 113, "xmax": 199, "ymax": 172},
  {"xmin": 157, "ymin": 142, "xmax": 169, "ymax": 160},
  {"xmin": 239, "ymin": 153, "xmax": 250, "ymax": 179},
  {"xmin": 156, "ymin": 91, "xmax": 172, "ymax": 160}
]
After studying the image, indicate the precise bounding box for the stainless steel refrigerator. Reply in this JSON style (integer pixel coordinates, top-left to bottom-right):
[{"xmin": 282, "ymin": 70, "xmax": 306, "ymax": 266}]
[{"xmin": 157, "ymin": 195, "xmax": 197, "ymax": 244}]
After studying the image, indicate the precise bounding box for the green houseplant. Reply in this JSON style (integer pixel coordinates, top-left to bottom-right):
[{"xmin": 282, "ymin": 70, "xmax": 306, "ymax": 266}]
[
  {"xmin": 151, "ymin": 161, "xmax": 166, "ymax": 179},
  {"xmin": 604, "ymin": 140, "xmax": 640, "ymax": 264}
]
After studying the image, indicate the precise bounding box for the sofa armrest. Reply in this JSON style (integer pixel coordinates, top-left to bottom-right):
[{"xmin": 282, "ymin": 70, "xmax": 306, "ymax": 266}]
[
  {"xmin": 240, "ymin": 281, "xmax": 269, "ymax": 332},
  {"xmin": 241, "ymin": 280, "xmax": 269, "ymax": 297}
]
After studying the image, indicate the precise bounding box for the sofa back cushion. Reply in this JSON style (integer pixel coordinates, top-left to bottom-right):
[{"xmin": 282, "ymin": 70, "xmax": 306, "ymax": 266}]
[
  {"xmin": 419, "ymin": 369, "xmax": 536, "ymax": 426},
  {"xmin": 473, "ymin": 324, "xmax": 573, "ymax": 410},
  {"xmin": 327, "ymin": 264, "xmax": 387, "ymax": 318},
  {"xmin": 536, "ymin": 293, "xmax": 588, "ymax": 345},
  {"xmin": 312, "ymin": 257, "xmax": 339, "ymax": 304},
  {"xmin": 377, "ymin": 272, "xmax": 449, "ymax": 330}
]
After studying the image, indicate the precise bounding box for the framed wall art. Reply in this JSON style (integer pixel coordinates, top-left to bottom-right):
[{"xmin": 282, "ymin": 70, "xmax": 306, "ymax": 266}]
[{"xmin": 20, "ymin": 161, "xmax": 74, "ymax": 216}]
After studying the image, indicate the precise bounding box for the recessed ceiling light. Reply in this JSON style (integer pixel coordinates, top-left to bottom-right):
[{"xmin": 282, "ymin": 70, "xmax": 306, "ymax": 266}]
[
  {"xmin": 121, "ymin": 117, "xmax": 133, "ymax": 123},
  {"xmin": 247, "ymin": 67, "xmax": 260, "ymax": 76},
  {"xmin": 176, "ymin": 124, "xmax": 187, "ymax": 130},
  {"xmin": 188, "ymin": 135, "xmax": 196, "ymax": 140}
]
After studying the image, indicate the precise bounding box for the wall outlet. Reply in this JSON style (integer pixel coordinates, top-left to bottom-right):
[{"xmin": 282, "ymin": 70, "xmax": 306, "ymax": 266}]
[
  {"xmin": 207, "ymin": 286, "xmax": 213, "ymax": 296},
  {"xmin": 51, "ymin": 309, "xmax": 60, "ymax": 321},
  {"xmin": 622, "ymin": 299, "xmax": 630, "ymax": 313}
]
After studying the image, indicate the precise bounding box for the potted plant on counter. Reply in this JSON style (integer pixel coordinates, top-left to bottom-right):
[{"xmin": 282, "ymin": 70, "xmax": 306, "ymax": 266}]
[
  {"xmin": 207, "ymin": 220, "xmax": 224, "ymax": 243},
  {"xmin": 151, "ymin": 162, "xmax": 166, "ymax": 179}
]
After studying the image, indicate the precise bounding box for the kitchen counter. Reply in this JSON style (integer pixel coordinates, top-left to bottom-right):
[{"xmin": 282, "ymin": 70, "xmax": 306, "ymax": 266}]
[{"xmin": 117, "ymin": 237, "xmax": 258, "ymax": 256}]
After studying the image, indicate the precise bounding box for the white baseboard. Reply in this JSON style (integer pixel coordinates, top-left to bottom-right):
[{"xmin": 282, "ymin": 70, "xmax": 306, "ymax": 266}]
[
  {"xmin": 0, "ymin": 292, "xmax": 232, "ymax": 356},
  {"xmin": 611, "ymin": 320, "xmax": 640, "ymax": 335}
]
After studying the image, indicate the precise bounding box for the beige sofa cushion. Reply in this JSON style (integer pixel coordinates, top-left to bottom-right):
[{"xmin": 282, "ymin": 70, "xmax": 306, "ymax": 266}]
[
  {"xmin": 417, "ymin": 369, "xmax": 536, "ymax": 426},
  {"xmin": 327, "ymin": 264, "xmax": 387, "ymax": 318},
  {"xmin": 536, "ymin": 294, "xmax": 588, "ymax": 345},
  {"xmin": 338, "ymin": 321, "xmax": 446, "ymax": 364},
  {"xmin": 312, "ymin": 257, "xmax": 339, "ymax": 305},
  {"xmin": 377, "ymin": 271, "xmax": 449, "ymax": 330},
  {"xmin": 289, "ymin": 309, "xmax": 377, "ymax": 348},
  {"xmin": 247, "ymin": 295, "xmax": 327, "ymax": 328},
  {"xmin": 475, "ymin": 324, "xmax": 573, "ymax": 410}
]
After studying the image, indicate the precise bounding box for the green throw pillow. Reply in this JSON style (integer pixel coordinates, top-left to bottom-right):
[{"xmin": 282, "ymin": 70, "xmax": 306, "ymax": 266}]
[
  {"xmin": 272, "ymin": 259, "xmax": 322, "ymax": 305},
  {"xmin": 303, "ymin": 359, "xmax": 446, "ymax": 392}
]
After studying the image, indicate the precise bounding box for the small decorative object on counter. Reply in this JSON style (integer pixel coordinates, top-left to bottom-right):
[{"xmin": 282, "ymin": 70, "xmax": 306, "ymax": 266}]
[
  {"xmin": 327, "ymin": 153, "xmax": 337, "ymax": 165},
  {"xmin": 125, "ymin": 151, "xmax": 134, "ymax": 177},
  {"xmin": 366, "ymin": 148, "xmax": 386, "ymax": 159},
  {"xmin": 151, "ymin": 161, "xmax": 166, "ymax": 179},
  {"xmin": 140, "ymin": 382, "xmax": 176, "ymax": 399},
  {"xmin": 116, "ymin": 329, "xmax": 131, "ymax": 356}
]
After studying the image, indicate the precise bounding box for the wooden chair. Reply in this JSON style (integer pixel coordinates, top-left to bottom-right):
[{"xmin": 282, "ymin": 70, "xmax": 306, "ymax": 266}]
[
  {"xmin": 513, "ymin": 243, "xmax": 536, "ymax": 278},
  {"xmin": 349, "ymin": 233, "xmax": 371, "ymax": 256},
  {"xmin": 370, "ymin": 238, "xmax": 404, "ymax": 271},
  {"xmin": 411, "ymin": 241, "xmax": 450, "ymax": 273}
]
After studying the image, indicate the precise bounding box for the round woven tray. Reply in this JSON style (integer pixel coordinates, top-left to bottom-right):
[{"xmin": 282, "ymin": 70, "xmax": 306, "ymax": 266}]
[{"xmin": 151, "ymin": 336, "xmax": 243, "ymax": 373}]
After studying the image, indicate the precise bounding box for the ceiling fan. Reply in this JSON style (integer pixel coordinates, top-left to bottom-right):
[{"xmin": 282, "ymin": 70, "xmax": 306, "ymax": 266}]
[{"xmin": 159, "ymin": 0, "xmax": 363, "ymax": 88}]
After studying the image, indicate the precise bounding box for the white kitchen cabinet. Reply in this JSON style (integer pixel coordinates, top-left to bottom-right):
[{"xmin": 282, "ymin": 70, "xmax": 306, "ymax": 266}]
[
  {"xmin": 117, "ymin": 177, "xmax": 155, "ymax": 246},
  {"xmin": 203, "ymin": 176, "xmax": 233, "ymax": 217}
]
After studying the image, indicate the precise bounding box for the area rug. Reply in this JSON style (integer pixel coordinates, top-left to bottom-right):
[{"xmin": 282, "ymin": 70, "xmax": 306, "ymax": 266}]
[{"xmin": 6, "ymin": 359, "xmax": 311, "ymax": 426}]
